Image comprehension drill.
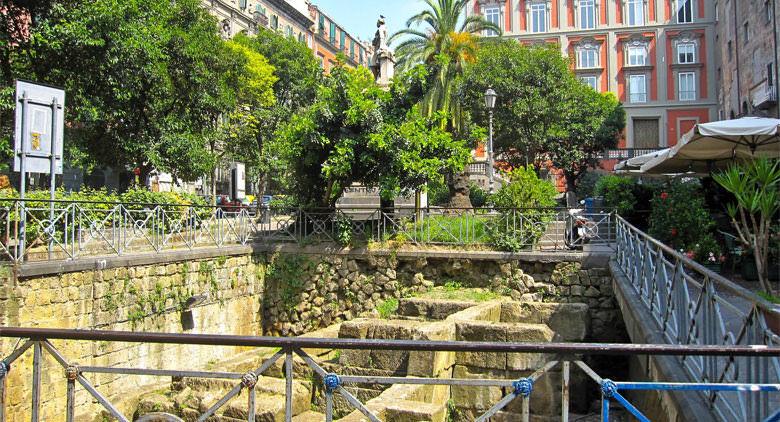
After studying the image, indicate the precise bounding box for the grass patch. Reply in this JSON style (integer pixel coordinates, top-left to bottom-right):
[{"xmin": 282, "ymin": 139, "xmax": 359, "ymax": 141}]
[
  {"xmin": 415, "ymin": 285, "xmax": 500, "ymax": 302},
  {"xmin": 758, "ymin": 291, "xmax": 780, "ymax": 304},
  {"xmin": 376, "ymin": 298, "xmax": 399, "ymax": 319},
  {"xmin": 404, "ymin": 215, "xmax": 492, "ymax": 244}
]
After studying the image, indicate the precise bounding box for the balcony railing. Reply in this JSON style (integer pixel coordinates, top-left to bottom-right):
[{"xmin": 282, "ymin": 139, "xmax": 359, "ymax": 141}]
[
  {"xmin": 598, "ymin": 148, "xmax": 666, "ymax": 160},
  {"xmin": 0, "ymin": 199, "xmax": 616, "ymax": 262},
  {"xmin": 615, "ymin": 216, "xmax": 780, "ymax": 420},
  {"xmin": 0, "ymin": 327, "xmax": 777, "ymax": 422}
]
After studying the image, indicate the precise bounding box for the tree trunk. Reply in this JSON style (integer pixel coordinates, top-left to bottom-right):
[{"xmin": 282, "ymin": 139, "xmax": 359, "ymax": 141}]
[
  {"xmin": 447, "ymin": 167, "xmax": 472, "ymax": 209},
  {"xmin": 211, "ymin": 166, "xmax": 217, "ymax": 206}
]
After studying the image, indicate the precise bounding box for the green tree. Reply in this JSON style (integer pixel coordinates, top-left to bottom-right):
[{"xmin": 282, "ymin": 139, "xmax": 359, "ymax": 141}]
[
  {"xmin": 3, "ymin": 0, "xmax": 249, "ymax": 183},
  {"xmin": 232, "ymin": 29, "xmax": 322, "ymax": 195},
  {"xmin": 462, "ymin": 40, "xmax": 624, "ymax": 194},
  {"xmin": 391, "ymin": 0, "xmax": 500, "ymax": 208},
  {"xmin": 713, "ymin": 158, "xmax": 780, "ymax": 295},
  {"xmin": 275, "ymin": 65, "xmax": 470, "ymax": 208}
]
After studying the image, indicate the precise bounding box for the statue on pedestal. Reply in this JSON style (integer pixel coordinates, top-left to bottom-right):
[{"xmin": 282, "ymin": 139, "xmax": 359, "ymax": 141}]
[{"xmin": 371, "ymin": 15, "xmax": 395, "ymax": 86}]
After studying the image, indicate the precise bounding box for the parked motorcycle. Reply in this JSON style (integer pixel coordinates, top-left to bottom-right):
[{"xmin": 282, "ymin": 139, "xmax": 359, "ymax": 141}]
[{"xmin": 565, "ymin": 208, "xmax": 599, "ymax": 249}]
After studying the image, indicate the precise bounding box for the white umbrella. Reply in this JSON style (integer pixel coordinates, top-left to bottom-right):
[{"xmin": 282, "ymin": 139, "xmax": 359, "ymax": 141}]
[
  {"xmin": 641, "ymin": 117, "xmax": 780, "ymax": 174},
  {"xmin": 614, "ymin": 148, "xmax": 670, "ymax": 173}
]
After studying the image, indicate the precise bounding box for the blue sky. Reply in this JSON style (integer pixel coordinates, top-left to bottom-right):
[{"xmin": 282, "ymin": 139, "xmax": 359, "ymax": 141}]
[{"xmin": 311, "ymin": 0, "xmax": 425, "ymax": 42}]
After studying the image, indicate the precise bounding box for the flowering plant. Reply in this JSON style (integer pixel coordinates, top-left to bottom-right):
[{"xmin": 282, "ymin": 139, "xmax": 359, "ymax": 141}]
[{"xmin": 694, "ymin": 236, "xmax": 726, "ymax": 265}]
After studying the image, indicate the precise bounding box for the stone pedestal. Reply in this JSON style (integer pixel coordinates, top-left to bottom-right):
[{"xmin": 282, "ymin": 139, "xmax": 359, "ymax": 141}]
[{"xmin": 374, "ymin": 50, "xmax": 396, "ymax": 87}]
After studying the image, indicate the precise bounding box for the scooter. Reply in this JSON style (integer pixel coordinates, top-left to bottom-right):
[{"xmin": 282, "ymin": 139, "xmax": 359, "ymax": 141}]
[{"xmin": 565, "ymin": 208, "xmax": 599, "ymax": 249}]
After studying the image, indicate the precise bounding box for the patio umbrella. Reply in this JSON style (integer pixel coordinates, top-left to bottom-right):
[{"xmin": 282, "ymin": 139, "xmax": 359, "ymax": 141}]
[
  {"xmin": 614, "ymin": 148, "xmax": 670, "ymax": 173},
  {"xmin": 641, "ymin": 117, "xmax": 780, "ymax": 174}
]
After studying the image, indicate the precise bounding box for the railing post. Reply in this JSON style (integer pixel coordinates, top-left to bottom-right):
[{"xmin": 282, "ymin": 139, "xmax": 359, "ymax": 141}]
[
  {"xmin": 31, "ymin": 341, "xmax": 42, "ymax": 422},
  {"xmin": 65, "ymin": 365, "xmax": 77, "ymax": 422},
  {"xmin": 561, "ymin": 361, "xmax": 570, "ymax": 422},
  {"xmin": 285, "ymin": 349, "xmax": 293, "ymax": 422}
]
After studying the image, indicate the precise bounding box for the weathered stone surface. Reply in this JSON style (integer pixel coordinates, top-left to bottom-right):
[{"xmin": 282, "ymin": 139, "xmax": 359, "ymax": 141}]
[
  {"xmin": 500, "ymin": 302, "xmax": 589, "ymax": 342},
  {"xmin": 384, "ymin": 400, "xmax": 447, "ymax": 422},
  {"xmin": 397, "ymin": 298, "xmax": 476, "ymax": 320},
  {"xmin": 451, "ymin": 365, "xmax": 504, "ymax": 411}
]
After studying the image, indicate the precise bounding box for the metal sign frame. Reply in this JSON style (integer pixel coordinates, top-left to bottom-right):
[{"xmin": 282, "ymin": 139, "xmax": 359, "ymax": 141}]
[{"xmin": 14, "ymin": 80, "xmax": 66, "ymax": 261}]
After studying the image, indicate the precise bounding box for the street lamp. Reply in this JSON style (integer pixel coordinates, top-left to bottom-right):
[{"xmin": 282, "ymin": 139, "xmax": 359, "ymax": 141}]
[{"xmin": 484, "ymin": 88, "xmax": 497, "ymax": 194}]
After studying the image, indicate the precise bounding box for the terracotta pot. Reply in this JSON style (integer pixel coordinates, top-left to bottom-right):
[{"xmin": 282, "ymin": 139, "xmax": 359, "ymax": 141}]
[{"xmin": 761, "ymin": 306, "xmax": 780, "ymax": 336}]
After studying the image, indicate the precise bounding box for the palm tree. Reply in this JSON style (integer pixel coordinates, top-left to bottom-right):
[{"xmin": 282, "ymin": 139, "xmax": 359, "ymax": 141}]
[{"xmin": 390, "ymin": 0, "xmax": 500, "ymax": 208}]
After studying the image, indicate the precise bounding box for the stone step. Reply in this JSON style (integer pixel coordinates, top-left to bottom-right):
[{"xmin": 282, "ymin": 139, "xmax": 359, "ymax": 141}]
[
  {"xmin": 293, "ymin": 410, "xmax": 326, "ymax": 422},
  {"xmin": 222, "ymin": 391, "xmax": 310, "ymax": 421},
  {"xmin": 384, "ymin": 399, "xmax": 447, "ymax": 422}
]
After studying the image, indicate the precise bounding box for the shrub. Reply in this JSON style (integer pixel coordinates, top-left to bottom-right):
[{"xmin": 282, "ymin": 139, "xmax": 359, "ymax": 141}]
[
  {"xmin": 488, "ymin": 166, "xmax": 558, "ymax": 251},
  {"xmin": 468, "ymin": 183, "xmax": 489, "ymax": 208},
  {"xmin": 376, "ymin": 298, "xmax": 399, "ymax": 319},
  {"xmin": 489, "ymin": 166, "xmax": 558, "ymax": 209},
  {"xmin": 594, "ymin": 175, "xmax": 636, "ymax": 215},
  {"xmin": 648, "ymin": 181, "xmax": 713, "ymax": 250},
  {"xmin": 693, "ymin": 235, "xmax": 725, "ymax": 265}
]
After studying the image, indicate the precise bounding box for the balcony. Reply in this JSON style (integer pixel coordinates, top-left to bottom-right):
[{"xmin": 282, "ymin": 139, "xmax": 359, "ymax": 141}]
[
  {"xmin": 597, "ymin": 148, "xmax": 666, "ymax": 160},
  {"xmin": 751, "ymin": 81, "xmax": 778, "ymax": 110}
]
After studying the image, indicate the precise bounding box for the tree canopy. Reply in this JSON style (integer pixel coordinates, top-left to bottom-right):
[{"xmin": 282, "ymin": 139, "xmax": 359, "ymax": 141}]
[
  {"xmin": 274, "ymin": 65, "xmax": 470, "ymax": 208},
  {"xmin": 462, "ymin": 40, "xmax": 625, "ymax": 190},
  {"xmin": 1, "ymin": 0, "xmax": 273, "ymax": 183}
]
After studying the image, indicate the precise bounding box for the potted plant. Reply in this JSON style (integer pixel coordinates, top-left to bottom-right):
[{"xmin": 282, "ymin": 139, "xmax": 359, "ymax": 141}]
[
  {"xmin": 713, "ymin": 158, "xmax": 780, "ymax": 296},
  {"xmin": 757, "ymin": 291, "xmax": 780, "ymax": 335},
  {"xmin": 695, "ymin": 236, "xmax": 726, "ymax": 274}
]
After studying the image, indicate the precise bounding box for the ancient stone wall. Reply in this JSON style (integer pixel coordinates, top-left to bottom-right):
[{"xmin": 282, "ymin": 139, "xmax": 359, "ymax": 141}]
[
  {"xmin": 0, "ymin": 252, "xmax": 265, "ymax": 421},
  {"xmin": 263, "ymin": 250, "xmax": 624, "ymax": 342}
]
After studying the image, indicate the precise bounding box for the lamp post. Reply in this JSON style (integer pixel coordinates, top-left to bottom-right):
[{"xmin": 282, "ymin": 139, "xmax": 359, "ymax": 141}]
[{"xmin": 484, "ymin": 88, "xmax": 497, "ymax": 194}]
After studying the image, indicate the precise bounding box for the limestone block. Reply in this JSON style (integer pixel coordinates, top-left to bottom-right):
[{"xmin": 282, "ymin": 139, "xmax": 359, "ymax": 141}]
[
  {"xmin": 500, "ymin": 302, "xmax": 589, "ymax": 342},
  {"xmin": 385, "ymin": 400, "xmax": 447, "ymax": 422},
  {"xmin": 451, "ymin": 365, "xmax": 504, "ymax": 411},
  {"xmin": 455, "ymin": 322, "xmax": 506, "ymax": 369},
  {"xmin": 505, "ymin": 324, "xmax": 554, "ymax": 371}
]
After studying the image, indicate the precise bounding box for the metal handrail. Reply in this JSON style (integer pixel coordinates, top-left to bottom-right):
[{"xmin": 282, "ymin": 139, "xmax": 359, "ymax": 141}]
[
  {"xmin": 616, "ymin": 216, "xmax": 780, "ymax": 314},
  {"xmin": 2, "ymin": 327, "xmax": 779, "ymax": 356}
]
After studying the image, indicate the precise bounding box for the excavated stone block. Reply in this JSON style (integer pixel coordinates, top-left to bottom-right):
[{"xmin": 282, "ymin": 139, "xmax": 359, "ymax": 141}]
[
  {"xmin": 397, "ymin": 298, "xmax": 477, "ymax": 320},
  {"xmin": 450, "ymin": 365, "xmax": 504, "ymax": 411},
  {"xmin": 500, "ymin": 302, "xmax": 589, "ymax": 342},
  {"xmin": 385, "ymin": 400, "xmax": 447, "ymax": 422},
  {"xmin": 455, "ymin": 322, "xmax": 507, "ymax": 370}
]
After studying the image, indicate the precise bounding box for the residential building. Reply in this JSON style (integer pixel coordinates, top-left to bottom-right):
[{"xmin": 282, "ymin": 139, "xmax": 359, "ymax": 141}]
[
  {"xmin": 715, "ymin": 0, "xmax": 779, "ymax": 119},
  {"xmin": 309, "ymin": 4, "xmax": 372, "ymax": 73},
  {"xmin": 202, "ymin": 0, "xmax": 314, "ymax": 46},
  {"xmin": 466, "ymin": 0, "xmax": 720, "ymax": 165}
]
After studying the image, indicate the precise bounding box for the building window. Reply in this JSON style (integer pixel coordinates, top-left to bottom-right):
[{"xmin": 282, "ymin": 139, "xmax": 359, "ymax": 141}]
[
  {"xmin": 677, "ymin": 43, "xmax": 695, "ymax": 63},
  {"xmin": 580, "ymin": 76, "xmax": 598, "ymax": 90},
  {"xmin": 286, "ymin": 25, "xmax": 293, "ymax": 38},
  {"xmin": 769, "ymin": 63, "xmax": 775, "ymax": 87},
  {"xmin": 676, "ymin": 0, "xmax": 692, "ymax": 23},
  {"xmin": 318, "ymin": 15, "xmax": 325, "ymax": 35},
  {"xmin": 629, "ymin": 74, "xmax": 647, "ymax": 103},
  {"xmin": 743, "ymin": 22, "xmax": 749, "ymax": 44},
  {"xmin": 350, "ymin": 40, "xmax": 355, "ymax": 59},
  {"xmin": 579, "ymin": 0, "xmax": 596, "ymax": 29},
  {"xmin": 271, "ymin": 15, "xmax": 278, "ymax": 30},
  {"xmin": 530, "ymin": 3, "xmax": 546, "ymax": 33},
  {"xmin": 298, "ymin": 33, "xmax": 306, "ymax": 43},
  {"xmin": 329, "ymin": 22, "xmax": 336, "ymax": 44},
  {"xmin": 340, "ymin": 31, "xmax": 346, "ymax": 51},
  {"xmin": 767, "ymin": 0, "xmax": 773, "ymax": 23},
  {"xmin": 484, "ymin": 6, "xmax": 501, "ymax": 36},
  {"xmin": 679, "ymin": 72, "xmax": 696, "ymax": 101},
  {"xmin": 359, "ymin": 48, "xmax": 364, "ymax": 65},
  {"xmin": 627, "ymin": 45, "xmax": 647, "ymax": 66},
  {"xmin": 626, "ymin": 0, "xmax": 644, "ymax": 26},
  {"xmin": 727, "ymin": 40, "xmax": 732, "ymax": 61},
  {"xmin": 577, "ymin": 46, "xmax": 599, "ymax": 68}
]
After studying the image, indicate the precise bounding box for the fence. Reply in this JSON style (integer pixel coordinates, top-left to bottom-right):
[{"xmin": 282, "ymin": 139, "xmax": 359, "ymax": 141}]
[
  {"xmin": 0, "ymin": 327, "xmax": 777, "ymax": 422},
  {"xmin": 614, "ymin": 216, "xmax": 780, "ymax": 421},
  {"xmin": 0, "ymin": 198, "xmax": 616, "ymax": 262}
]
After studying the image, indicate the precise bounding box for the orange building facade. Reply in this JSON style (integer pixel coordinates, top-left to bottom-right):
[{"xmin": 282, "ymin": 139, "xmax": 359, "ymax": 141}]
[
  {"xmin": 466, "ymin": 0, "xmax": 719, "ymax": 170},
  {"xmin": 308, "ymin": 5, "xmax": 372, "ymax": 73}
]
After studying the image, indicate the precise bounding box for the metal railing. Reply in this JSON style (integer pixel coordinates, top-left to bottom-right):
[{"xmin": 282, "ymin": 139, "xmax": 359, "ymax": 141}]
[
  {"xmin": 598, "ymin": 148, "xmax": 666, "ymax": 160},
  {"xmin": 0, "ymin": 198, "xmax": 616, "ymax": 262},
  {"xmin": 615, "ymin": 216, "xmax": 780, "ymax": 421},
  {"xmin": 0, "ymin": 328, "xmax": 777, "ymax": 422}
]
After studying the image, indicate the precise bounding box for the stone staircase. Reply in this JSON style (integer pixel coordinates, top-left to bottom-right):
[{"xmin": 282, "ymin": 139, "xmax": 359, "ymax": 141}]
[{"xmin": 133, "ymin": 297, "xmax": 595, "ymax": 422}]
